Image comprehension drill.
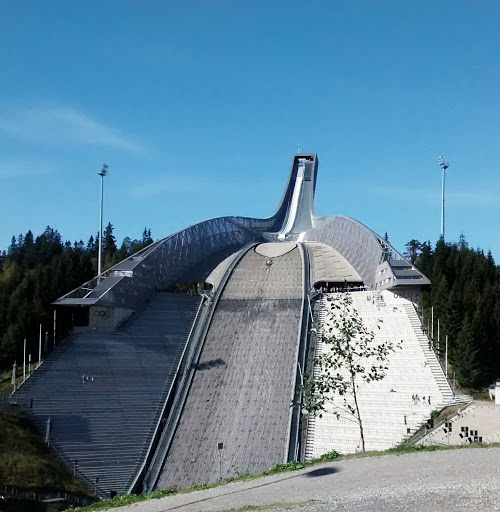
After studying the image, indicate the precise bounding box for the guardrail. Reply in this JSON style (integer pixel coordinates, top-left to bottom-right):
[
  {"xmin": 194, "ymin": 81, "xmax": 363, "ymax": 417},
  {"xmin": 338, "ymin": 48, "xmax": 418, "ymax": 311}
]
[
  {"xmin": 408, "ymin": 399, "xmax": 474, "ymax": 446},
  {"xmin": 287, "ymin": 242, "xmax": 311, "ymax": 462},
  {"xmin": 0, "ymin": 485, "xmax": 96, "ymax": 507},
  {"xmin": 127, "ymin": 294, "xmax": 206, "ymax": 494},
  {"xmin": 141, "ymin": 243, "xmax": 256, "ymax": 493},
  {"xmin": 412, "ymin": 304, "xmax": 459, "ymax": 394}
]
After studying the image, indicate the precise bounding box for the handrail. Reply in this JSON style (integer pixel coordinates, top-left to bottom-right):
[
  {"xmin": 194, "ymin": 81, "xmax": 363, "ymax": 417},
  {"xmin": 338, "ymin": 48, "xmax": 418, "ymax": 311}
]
[
  {"xmin": 0, "ymin": 485, "xmax": 96, "ymax": 507},
  {"xmin": 408, "ymin": 399, "xmax": 474, "ymax": 446},
  {"xmin": 286, "ymin": 242, "xmax": 311, "ymax": 462},
  {"xmin": 411, "ymin": 303, "xmax": 457, "ymax": 393},
  {"xmin": 127, "ymin": 294, "xmax": 206, "ymax": 494}
]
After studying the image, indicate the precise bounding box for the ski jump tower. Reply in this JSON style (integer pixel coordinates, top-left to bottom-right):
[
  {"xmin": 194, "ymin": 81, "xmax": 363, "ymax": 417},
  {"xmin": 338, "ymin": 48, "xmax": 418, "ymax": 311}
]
[{"xmin": 14, "ymin": 154, "xmax": 449, "ymax": 498}]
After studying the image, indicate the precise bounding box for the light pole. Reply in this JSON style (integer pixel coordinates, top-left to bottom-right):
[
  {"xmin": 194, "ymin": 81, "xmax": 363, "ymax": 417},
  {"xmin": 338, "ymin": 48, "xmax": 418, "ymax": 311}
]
[
  {"xmin": 437, "ymin": 156, "xmax": 449, "ymax": 240},
  {"xmin": 97, "ymin": 163, "xmax": 109, "ymax": 277}
]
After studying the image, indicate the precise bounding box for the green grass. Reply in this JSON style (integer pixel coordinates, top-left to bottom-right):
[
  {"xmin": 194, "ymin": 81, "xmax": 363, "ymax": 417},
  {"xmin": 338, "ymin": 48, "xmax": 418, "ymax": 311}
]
[
  {"xmin": 0, "ymin": 367, "xmax": 39, "ymax": 395},
  {"xmin": 0, "ymin": 403, "xmax": 92, "ymax": 496},
  {"xmin": 465, "ymin": 388, "xmax": 491, "ymax": 401}
]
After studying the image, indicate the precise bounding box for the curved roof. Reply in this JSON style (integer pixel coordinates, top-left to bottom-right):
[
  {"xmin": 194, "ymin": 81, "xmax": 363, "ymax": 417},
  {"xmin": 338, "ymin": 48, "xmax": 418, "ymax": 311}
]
[{"xmin": 54, "ymin": 154, "xmax": 428, "ymax": 309}]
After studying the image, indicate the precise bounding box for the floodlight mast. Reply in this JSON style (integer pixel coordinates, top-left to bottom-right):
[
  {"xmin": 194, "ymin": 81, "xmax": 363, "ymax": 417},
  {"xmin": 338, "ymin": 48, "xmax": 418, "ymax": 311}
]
[
  {"xmin": 437, "ymin": 156, "xmax": 449, "ymax": 240},
  {"xmin": 97, "ymin": 164, "xmax": 109, "ymax": 278}
]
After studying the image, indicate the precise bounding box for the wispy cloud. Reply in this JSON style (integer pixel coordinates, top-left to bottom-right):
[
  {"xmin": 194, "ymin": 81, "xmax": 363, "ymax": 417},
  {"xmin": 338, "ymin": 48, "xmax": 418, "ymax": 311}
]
[
  {"xmin": 0, "ymin": 105, "xmax": 144, "ymax": 153},
  {"xmin": 0, "ymin": 158, "xmax": 57, "ymax": 179},
  {"xmin": 125, "ymin": 175, "xmax": 208, "ymax": 199},
  {"xmin": 448, "ymin": 190, "xmax": 500, "ymax": 208},
  {"xmin": 371, "ymin": 185, "xmax": 437, "ymax": 203}
]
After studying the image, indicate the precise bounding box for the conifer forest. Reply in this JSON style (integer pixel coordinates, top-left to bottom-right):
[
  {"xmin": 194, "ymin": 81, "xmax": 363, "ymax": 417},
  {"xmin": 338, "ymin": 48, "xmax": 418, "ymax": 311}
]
[
  {"xmin": 406, "ymin": 236, "xmax": 500, "ymax": 389},
  {"xmin": 0, "ymin": 229, "xmax": 499, "ymax": 391},
  {"xmin": 0, "ymin": 225, "xmax": 153, "ymax": 370}
]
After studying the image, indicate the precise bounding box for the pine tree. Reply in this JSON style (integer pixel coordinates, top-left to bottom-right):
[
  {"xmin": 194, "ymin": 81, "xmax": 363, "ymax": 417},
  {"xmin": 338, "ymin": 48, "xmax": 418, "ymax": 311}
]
[
  {"xmin": 441, "ymin": 286, "xmax": 463, "ymax": 360},
  {"xmin": 453, "ymin": 315, "xmax": 482, "ymax": 388},
  {"xmin": 404, "ymin": 239, "xmax": 422, "ymax": 264},
  {"xmin": 8, "ymin": 236, "xmax": 17, "ymax": 256},
  {"xmin": 458, "ymin": 232, "xmax": 468, "ymax": 249},
  {"xmin": 103, "ymin": 223, "xmax": 117, "ymax": 255},
  {"xmin": 87, "ymin": 235, "xmax": 95, "ymax": 251}
]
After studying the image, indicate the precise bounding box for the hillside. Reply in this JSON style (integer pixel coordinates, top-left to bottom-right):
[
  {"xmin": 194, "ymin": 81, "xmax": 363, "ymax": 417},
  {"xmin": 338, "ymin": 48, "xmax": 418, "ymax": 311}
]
[{"xmin": 0, "ymin": 401, "xmax": 91, "ymax": 495}]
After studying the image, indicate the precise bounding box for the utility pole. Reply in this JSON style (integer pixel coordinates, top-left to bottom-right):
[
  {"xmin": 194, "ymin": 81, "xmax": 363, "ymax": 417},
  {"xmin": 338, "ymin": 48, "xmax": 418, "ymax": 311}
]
[
  {"xmin": 438, "ymin": 156, "xmax": 449, "ymax": 240},
  {"xmin": 45, "ymin": 417, "xmax": 51, "ymax": 446},
  {"xmin": 12, "ymin": 362, "xmax": 16, "ymax": 392},
  {"xmin": 53, "ymin": 310, "xmax": 57, "ymax": 350},
  {"xmin": 23, "ymin": 338, "xmax": 26, "ymax": 382},
  {"xmin": 445, "ymin": 335, "xmax": 448, "ymax": 379},
  {"xmin": 39, "ymin": 324, "xmax": 42, "ymax": 365},
  {"xmin": 431, "ymin": 306, "xmax": 434, "ymax": 341},
  {"xmin": 437, "ymin": 318, "xmax": 440, "ymax": 354},
  {"xmin": 97, "ymin": 163, "xmax": 109, "ymax": 277}
]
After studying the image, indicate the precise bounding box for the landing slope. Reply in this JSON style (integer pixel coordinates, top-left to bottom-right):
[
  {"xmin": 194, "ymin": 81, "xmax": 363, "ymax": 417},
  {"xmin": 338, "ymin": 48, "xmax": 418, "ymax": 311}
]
[{"xmin": 157, "ymin": 243, "xmax": 304, "ymax": 489}]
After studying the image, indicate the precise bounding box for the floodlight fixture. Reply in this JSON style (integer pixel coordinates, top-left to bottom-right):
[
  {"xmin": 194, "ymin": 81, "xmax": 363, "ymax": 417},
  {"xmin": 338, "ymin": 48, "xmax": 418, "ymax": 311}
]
[
  {"xmin": 437, "ymin": 156, "xmax": 449, "ymax": 170},
  {"xmin": 98, "ymin": 163, "xmax": 109, "ymax": 178}
]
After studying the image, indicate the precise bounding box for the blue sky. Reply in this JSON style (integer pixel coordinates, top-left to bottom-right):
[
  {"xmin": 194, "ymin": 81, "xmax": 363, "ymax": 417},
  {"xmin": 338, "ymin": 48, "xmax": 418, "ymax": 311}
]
[{"xmin": 1, "ymin": 1, "xmax": 499, "ymax": 260}]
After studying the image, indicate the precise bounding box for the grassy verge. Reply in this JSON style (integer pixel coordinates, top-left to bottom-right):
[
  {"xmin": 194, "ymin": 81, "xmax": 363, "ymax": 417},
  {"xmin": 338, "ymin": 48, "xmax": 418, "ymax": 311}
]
[
  {"xmin": 464, "ymin": 388, "xmax": 491, "ymax": 401},
  {"xmin": 0, "ymin": 403, "xmax": 92, "ymax": 496},
  {"xmin": 64, "ymin": 442, "xmax": 500, "ymax": 512},
  {"xmin": 0, "ymin": 367, "xmax": 38, "ymax": 395}
]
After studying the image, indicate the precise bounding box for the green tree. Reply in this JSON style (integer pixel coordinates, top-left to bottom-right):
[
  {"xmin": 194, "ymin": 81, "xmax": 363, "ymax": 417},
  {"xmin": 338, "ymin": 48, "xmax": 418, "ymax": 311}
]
[
  {"xmin": 404, "ymin": 239, "xmax": 422, "ymax": 264},
  {"xmin": 302, "ymin": 293, "xmax": 400, "ymax": 451},
  {"xmin": 415, "ymin": 241, "xmax": 433, "ymax": 275},
  {"xmin": 103, "ymin": 222, "xmax": 117, "ymax": 268},
  {"xmin": 142, "ymin": 227, "xmax": 153, "ymax": 246},
  {"xmin": 453, "ymin": 315, "xmax": 482, "ymax": 388}
]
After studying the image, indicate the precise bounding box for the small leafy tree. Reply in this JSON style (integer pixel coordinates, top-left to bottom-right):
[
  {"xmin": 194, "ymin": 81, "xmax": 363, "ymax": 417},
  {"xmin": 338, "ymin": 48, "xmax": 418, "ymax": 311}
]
[{"xmin": 303, "ymin": 293, "xmax": 400, "ymax": 451}]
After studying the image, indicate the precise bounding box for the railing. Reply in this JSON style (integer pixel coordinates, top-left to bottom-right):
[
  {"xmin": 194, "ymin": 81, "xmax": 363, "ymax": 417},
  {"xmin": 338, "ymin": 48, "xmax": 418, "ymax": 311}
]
[
  {"xmin": 127, "ymin": 294, "xmax": 206, "ymax": 494},
  {"xmin": 141, "ymin": 243, "xmax": 256, "ymax": 493},
  {"xmin": 0, "ymin": 485, "xmax": 96, "ymax": 507},
  {"xmin": 287, "ymin": 242, "xmax": 311, "ymax": 462},
  {"xmin": 410, "ymin": 303, "xmax": 457, "ymax": 393},
  {"xmin": 408, "ymin": 399, "xmax": 473, "ymax": 446}
]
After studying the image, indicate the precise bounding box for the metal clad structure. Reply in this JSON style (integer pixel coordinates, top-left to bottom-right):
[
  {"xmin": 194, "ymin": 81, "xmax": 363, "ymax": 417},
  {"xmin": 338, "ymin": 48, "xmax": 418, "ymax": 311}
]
[{"xmin": 16, "ymin": 153, "xmax": 430, "ymax": 496}]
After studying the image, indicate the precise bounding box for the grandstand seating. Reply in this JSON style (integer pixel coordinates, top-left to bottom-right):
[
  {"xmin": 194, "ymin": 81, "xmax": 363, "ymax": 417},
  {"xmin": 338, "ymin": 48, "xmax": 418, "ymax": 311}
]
[
  {"xmin": 14, "ymin": 292, "xmax": 201, "ymax": 497},
  {"xmin": 306, "ymin": 290, "xmax": 454, "ymax": 457},
  {"xmin": 157, "ymin": 244, "xmax": 305, "ymax": 489}
]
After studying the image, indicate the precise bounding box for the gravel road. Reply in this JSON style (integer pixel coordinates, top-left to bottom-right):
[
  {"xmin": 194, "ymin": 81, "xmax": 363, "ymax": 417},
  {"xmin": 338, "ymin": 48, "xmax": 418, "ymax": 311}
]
[{"xmin": 106, "ymin": 447, "xmax": 500, "ymax": 512}]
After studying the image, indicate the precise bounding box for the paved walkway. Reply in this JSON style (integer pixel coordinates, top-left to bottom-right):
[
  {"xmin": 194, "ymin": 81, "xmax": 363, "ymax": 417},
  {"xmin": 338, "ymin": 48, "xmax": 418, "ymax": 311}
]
[{"xmin": 107, "ymin": 447, "xmax": 500, "ymax": 512}]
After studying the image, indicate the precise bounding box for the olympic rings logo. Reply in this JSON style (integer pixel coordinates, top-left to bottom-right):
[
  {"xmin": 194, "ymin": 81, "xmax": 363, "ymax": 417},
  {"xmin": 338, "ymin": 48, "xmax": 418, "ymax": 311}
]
[{"xmin": 93, "ymin": 310, "xmax": 111, "ymax": 319}]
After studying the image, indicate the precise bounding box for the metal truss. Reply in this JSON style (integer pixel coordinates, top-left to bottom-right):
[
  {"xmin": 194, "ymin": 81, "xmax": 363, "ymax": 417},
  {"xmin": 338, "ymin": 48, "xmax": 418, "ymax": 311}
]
[
  {"xmin": 55, "ymin": 215, "xmax": 273, "ymax": 309},
  {"xmin": 304, "ymin": 215, "xmax": 428, "ymax": 289}
]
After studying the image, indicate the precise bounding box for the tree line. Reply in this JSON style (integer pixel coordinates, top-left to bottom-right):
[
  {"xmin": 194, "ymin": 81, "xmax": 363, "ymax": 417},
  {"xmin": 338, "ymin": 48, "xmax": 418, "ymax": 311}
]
[
  {"xmin": 2, "ymin": 226, "xmax": 498, "ymax": 391},
  {"xmin": 405, "ymin": 236, "xmax": 500, "ymax": 389},
  {"xmin": 0, "ymin": 224, "xmax": 153, "ymax": 370}
]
